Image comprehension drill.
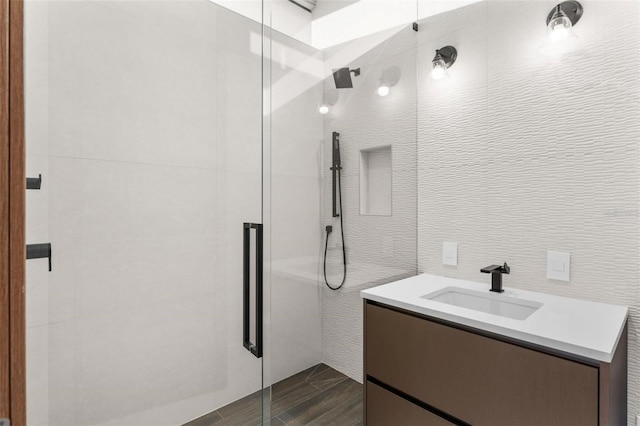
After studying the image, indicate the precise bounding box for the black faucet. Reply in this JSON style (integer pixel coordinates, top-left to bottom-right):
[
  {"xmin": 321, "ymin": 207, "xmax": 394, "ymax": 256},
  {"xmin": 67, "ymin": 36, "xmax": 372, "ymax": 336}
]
[{"xmin": 481, "ymin": 263, "xmax": 510, "ymax": 293}]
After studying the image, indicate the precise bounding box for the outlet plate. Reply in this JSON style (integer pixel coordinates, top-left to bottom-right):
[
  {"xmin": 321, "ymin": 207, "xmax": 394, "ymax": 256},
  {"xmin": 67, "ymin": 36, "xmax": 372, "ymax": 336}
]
[
  {"xmin": 636, "ymin": 415, "xmax": 640, "ymax": 425},
  {"xmin": 547, "ymin": 251, "xmax": 570, "ymax": 282}
]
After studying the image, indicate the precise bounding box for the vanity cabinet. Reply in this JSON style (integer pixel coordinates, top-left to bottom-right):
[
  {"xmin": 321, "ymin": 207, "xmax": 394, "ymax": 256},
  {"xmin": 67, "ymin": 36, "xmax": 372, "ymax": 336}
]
[
  {"xmin": 364, "ymin": 301, "xmax": 627, "ymax": 426},
  {"xmin": 366, "ymin": 380, "xmax": 454, "ymax": 426}
]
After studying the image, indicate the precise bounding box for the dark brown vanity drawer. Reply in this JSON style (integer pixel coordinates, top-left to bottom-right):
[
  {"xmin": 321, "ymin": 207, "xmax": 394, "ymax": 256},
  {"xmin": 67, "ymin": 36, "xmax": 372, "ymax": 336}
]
[
  {"xmin": 366, "ymin": 381, "xmax": 454, "ymax": 426},
  {"xmin": 365, "ymin": 302, "xmax": 599, "ymax": 426}
]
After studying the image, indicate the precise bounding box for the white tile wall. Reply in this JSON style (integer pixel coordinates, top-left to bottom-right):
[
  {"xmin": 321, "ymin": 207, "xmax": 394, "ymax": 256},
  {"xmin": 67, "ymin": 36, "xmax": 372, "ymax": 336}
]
[
  {"xmin": 49, "ymin": 297, "xmax": 224, "ymax": 425},
  {"xmin": 417, "ymin": 1, "xmax": 640, "ymax": 423},
  {"xmin": 47, "ymin": 1, "xmax": 218, "ymax": 169},
  {"xmin": 268, "ymin": 28, "xmax": 324, "ymax": 385},
  {"xmin": 25, "ymin": 1, "xmax": 323, "ymax": 425},
  {"xmin": 25, "ymin": 2, "xmax": 50, "ymax": 424},
  {"xmin": 26, "ymin": 326, "xmax": 49, "ymax": 426}
]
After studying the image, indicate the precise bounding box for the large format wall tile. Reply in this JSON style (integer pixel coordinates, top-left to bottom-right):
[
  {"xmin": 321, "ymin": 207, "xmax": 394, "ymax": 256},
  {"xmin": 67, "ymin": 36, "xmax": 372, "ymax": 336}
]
[
  {"xmin": 26, "ymin": 325, "xmax": 49, "ymax": 426},
  {"xmin": 47, "ymin": 1, "xmax": 218, "ymax": 169},
  {"xmin": 26, "ymin": 1, "xmax": 324, "ymax": 425},
  {"xmin": 271, "ymin": 175, "xmax": 323, "ymax": 259},
  {"xmin": 215, "ymin": 49, "xmax": 262, "ymax": 174},
  {"xmin": 47, "ymin": 296, "xmax": 231, "ymax": 426},
  {"xmin": 47, "ymin": 157, "xmax": 218, "ymax": 321}
]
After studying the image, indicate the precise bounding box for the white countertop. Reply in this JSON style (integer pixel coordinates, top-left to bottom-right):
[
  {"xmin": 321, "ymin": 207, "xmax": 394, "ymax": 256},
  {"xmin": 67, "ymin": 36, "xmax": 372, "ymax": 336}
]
[{"xmin": 361, "ymin": 274, "xmax": 628, "ymax": 363}]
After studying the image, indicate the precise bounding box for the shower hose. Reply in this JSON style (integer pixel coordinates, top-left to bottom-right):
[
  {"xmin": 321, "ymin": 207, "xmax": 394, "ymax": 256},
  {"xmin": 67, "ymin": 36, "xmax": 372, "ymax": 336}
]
[{"xmin": 323, "ymin": 168, "xmax": 347, "ymax": 291}]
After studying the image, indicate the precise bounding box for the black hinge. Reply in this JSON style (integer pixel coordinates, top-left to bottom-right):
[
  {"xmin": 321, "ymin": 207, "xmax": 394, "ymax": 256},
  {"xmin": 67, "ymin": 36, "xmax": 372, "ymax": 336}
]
[{"xmin": 412, "ymin": 22, "xmax": 418, "ymax": 32}]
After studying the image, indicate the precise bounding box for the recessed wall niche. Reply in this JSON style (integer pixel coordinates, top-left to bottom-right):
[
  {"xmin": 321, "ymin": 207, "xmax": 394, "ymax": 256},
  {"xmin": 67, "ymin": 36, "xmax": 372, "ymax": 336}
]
[{"xmin": 360, "ymin": 145, "xmax": 392, "ymax": 216}]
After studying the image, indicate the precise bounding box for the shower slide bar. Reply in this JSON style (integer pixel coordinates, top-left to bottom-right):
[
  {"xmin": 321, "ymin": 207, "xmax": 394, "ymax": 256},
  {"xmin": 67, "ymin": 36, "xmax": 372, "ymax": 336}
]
[{"xmin": 331, "ymin": 132, "xmax": 341, "ymax": 218}]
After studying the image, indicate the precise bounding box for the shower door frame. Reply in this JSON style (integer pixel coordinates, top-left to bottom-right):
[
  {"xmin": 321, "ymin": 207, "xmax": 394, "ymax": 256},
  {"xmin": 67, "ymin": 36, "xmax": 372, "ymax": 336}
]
[{"xmin": 0, "ymin": 0, "xmax": 26, "ymax": 425}]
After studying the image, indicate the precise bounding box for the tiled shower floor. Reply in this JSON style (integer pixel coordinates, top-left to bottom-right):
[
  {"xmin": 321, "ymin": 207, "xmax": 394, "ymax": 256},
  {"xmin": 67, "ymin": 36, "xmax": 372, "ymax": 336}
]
[{"xmin": 183, "ymin": 364, "xmax": 363, "ymax": 426}]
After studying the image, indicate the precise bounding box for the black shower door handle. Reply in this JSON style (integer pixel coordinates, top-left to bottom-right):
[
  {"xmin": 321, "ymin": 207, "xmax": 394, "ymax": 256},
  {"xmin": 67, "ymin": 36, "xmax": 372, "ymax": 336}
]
[{"xmin": 243, "ymin": 222, "xmax": 263, "ymax": 358}]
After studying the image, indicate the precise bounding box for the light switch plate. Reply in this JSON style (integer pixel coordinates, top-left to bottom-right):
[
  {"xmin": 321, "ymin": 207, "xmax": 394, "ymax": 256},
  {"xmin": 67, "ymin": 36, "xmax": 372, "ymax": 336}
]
[
  {"xmin": 547, "ymin": 251, "xmax": 570, "ymax": 281},
  {"xmin": 442, "ymin": 242, "xmax": 458, "ymax": 266}
]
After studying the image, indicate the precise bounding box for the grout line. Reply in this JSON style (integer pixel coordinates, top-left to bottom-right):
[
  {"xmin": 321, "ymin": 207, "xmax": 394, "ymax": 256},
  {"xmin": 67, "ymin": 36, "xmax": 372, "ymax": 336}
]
[
  {"xmin": 309, "ymin": 376, "xmax": 347, "ymax": 388},
  {"xmin": 305, "ymin": 363, "xmax": 322, "ymax": 381},
  {"xmin": 308, "ymin": 382, "xmax": 323, "ymax": 391},
  {"xmin": 46, "ymin": 154, "xmax": 324, "ymax": 180},
  {"xmin": 308, "ymin": 376, "xmax": 347, "ymax": 392},
  {"xmin": 47, "ymin": 153, "xmax": 218, "ymax": 172},
  {"xmin": 276, "ymin": 415, "xmax": 289, "ymax": 426}
]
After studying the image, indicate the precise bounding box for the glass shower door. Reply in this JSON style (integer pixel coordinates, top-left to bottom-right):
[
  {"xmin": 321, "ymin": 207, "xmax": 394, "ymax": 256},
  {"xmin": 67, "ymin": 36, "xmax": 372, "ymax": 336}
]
[
  {"xmin": 262, "ymin": 1, "xmax": 419, "ymax": 424},
  {"xmin": 215, "ymin": 3, "xmax": 269, "ymax": 423},
  {"xmin": 24, "ymin": 1, "xmax": 269, "ymax": 425}
]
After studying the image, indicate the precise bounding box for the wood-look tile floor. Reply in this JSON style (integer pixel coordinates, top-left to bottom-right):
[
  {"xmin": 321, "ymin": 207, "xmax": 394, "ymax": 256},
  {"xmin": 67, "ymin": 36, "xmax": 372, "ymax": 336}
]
[{"xmin": 183, "ymin": 364, "xmax": 363, "ymax": 426}]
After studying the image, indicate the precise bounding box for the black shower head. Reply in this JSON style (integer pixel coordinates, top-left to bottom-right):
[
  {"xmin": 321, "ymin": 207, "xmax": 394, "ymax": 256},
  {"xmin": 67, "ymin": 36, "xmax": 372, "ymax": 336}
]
[{"xmin": 333, "ymin": 67, "xmax": 361, "ymax": 89}]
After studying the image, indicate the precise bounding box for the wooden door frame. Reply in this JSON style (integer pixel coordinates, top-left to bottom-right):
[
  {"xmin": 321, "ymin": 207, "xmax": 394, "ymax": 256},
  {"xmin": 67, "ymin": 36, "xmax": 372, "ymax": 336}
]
[{"xmin": 1, "ymin": 0, "xmax": 26, "ymax": 425}]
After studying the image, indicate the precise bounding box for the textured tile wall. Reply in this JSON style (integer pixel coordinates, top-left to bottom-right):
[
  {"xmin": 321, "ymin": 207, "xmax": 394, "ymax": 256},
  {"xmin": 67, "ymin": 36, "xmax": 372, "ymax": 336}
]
[
  {"xmin": 360, "ymin": 146, "xmax": 393, "ymax": 216},
  {"xmin": 321, "ymin": 25, "xmax": 419, "ymax": 382},
  {"xmin": 417, "ymin": 1, "xmax": 640, "ymax": 423}
]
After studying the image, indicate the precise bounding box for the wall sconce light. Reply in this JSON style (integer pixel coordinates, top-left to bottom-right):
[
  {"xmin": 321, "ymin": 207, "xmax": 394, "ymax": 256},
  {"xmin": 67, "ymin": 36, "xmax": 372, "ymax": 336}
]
[
  {"xmin": 318, "ymin": 104, "xmax": 330, "ymax": 114},
  {"xmin": 431, "ymin": 46, "xmax": 457, "ymax": 80},
  {"xmin": 547, "ymin": 1, "xmax": 582, "ymax": 44}
]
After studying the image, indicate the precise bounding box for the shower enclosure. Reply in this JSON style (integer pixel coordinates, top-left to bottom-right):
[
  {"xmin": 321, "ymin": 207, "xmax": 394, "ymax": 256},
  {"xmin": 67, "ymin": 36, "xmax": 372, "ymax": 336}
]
[{"xmin": 23, "ymin": 0, "xmax": 420, "ymax": 425}]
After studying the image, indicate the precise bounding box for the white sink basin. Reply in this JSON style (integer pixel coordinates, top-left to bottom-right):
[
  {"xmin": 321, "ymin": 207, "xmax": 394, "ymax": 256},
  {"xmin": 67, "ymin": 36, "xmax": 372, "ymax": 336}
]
[{"xmin": 422, "ymin": 286, "xmax": 543, "ymax": 320}]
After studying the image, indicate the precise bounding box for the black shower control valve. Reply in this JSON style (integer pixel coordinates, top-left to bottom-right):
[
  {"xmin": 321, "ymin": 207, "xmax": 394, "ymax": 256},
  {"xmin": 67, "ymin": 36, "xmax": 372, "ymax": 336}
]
[
  {"xmin": 26, "ymin": 243, "xmax": 52, "ymax": 271},
  {"xmin": 326, "ymin": 225, "xmax": 333, "ymax": 234},
  {"xmin": 27, "ymin": 174, "xmax": 42, "ymax": 190}
]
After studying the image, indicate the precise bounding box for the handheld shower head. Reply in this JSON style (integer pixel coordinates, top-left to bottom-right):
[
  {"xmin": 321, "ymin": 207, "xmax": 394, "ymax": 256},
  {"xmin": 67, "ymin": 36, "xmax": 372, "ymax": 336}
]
[
  {"xmin": 333, "ymin": 68, "xmax": 361, "ymax": 89},
  {"xmin": 333, "ymin": 133, "xmax": 341, "ymax": 169}
]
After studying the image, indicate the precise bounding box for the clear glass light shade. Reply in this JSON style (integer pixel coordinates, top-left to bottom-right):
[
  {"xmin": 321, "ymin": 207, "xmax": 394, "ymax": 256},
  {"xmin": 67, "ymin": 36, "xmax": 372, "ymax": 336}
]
[
  {"xmin": 547, "ymin": 9, "xmax": 575, "ymax": 44},
  {"xmin": 318, "ymin": 104, "xmax": 329, "ymax": 115},
  {"xmin": 377, "ymin": 85, "xmax": 390, "ymax": 97},
  {"xmin": 431, "ymin": 59, "xmax": 448, "ymax": 80}
]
